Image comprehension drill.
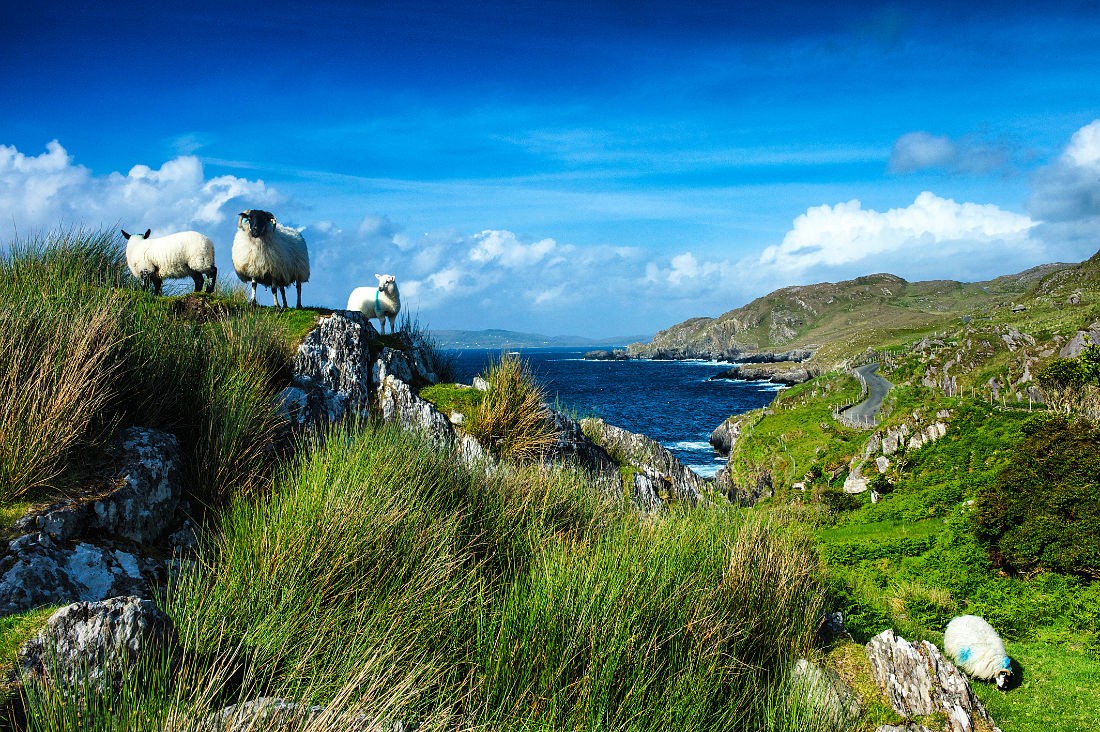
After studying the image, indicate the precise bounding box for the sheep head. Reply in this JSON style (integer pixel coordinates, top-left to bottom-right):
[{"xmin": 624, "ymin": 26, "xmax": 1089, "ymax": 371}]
[
  {"xmin": 995, "ymin": 660, "xmax": 1013, "ymax": 689},
  {"xmin": 375, "ymin": 273, "xmax": 397, "ymax": 293},
  {"xmin": 121, "ymin": 229, "xmax": 151, "ymax": 241},
  {"xmin": 238, "ymin": 210, "xmax": 276, "ymax": 239}
]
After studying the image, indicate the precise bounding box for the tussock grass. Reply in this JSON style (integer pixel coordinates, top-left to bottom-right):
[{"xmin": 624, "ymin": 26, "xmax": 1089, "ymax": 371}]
[
  {"xmin": 464, "ymin": 352, "xmax": 556, "ymax": 463},
  {"xmin": 150, "ymin": 423, "xmax": 827, "ymax": 730},
  {"xmin": 0, "ymin": 229, "xmax": 294, "ymax": 507}
]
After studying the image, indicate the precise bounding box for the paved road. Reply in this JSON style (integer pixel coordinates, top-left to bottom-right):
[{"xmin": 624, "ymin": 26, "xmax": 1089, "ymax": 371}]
[{"xmin": 842, "ymin": 363, "xmax": 893, "ymax": 425}]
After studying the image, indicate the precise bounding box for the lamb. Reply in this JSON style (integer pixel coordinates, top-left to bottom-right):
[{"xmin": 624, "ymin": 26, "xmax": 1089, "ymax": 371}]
[
  {"xmin": 944, "ymin": 614, "xmax": 1014, "ymax": 689},
  {"xmin": 121, "ymin": 229, "xmax": 217, "ymax": 295},
  {"xmin": 346, "ymin": 274, "xmax": 401, "ymax": 334},
  {"xmin": 231, "ymin": 210, "xmax": 310, "ymax": 308}
]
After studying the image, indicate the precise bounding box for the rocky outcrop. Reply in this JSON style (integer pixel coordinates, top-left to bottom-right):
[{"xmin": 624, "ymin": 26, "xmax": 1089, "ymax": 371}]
[
  {"xmin": 1, "ymin": 428, "xmax": 183, "ymax": 615},
  {"xmin": 583, "ymin": 349, "xmax": 631, "ymax": 361},
  {"xmin": 709, "ymin": 415, "xmax": 745, "ymax": 457},
  {"xmin": 544, "ymin": 411, "xmax": 622, "ymax": 496},
  {"xmin": 19, "ymin": 596, "xmax": 179, "ymax": 694},
  {"xmin": 13, "ymin": 428, "xmax": 182, "ymax": 545},
  {"xmin": 580, "ymin": 418, "xmax": 705, "ymax": 509},
  {"xmin": 1059, "ymin": 321, "xmax": 1100, "ymax": 358},
  {"xmin": 790, "ymin": 659, "xmax": 861, "ymax": 726},
  {"xmin": 711, "ymin": 363, "xmax": 813, "ymax": 385},
  {"xmin": 865, "ymin": 629, "xmax": 997, "ymax": 732},
  {"xmin": 185, "ymin": 697, "xmax": 410, "ymax": 732}
]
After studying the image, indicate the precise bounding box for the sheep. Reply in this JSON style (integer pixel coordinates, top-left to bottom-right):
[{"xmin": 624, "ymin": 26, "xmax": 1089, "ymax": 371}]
[
  {"xmin": 120, "ymin": 229, "xmax": 217, "ymax": 295},
  {"xmin": 346, "ymin": 274, "xmax": 401, "ymax": 334},
  {"xmin": 231, "ymin": 210, "xmax": 310, "ymax": 308},
  {"xmin": 944, "ymin": 614, "xmax": 1014, "ymax": 689}
]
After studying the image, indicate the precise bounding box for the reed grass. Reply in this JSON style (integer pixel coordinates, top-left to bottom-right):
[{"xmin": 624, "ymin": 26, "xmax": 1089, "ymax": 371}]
[{"xmin": 464, "ymin": 352, "xmax": 556, "ymax": 463}]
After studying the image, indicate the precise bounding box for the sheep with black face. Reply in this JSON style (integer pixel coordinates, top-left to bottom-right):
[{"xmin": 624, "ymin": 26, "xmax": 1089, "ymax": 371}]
[
  {"xmin": 231, "ymin": 209, "xmax": 310, "ymax": 307},
  {"xmin": 121, "ymin": 228, "xmax": 217, "ymax": 295}
]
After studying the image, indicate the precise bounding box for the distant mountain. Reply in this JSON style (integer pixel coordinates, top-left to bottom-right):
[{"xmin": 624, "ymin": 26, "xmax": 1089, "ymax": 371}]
[
  {"xmin": 430, "ymin": 328, "xmax": 651, "ymax": 350},
  {"xmin": 627, "ymin": 256, "xmax": 1092, "ymax": 366}
]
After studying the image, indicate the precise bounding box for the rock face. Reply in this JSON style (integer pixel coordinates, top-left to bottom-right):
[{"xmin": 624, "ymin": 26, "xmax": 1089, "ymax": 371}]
[
  {"xmin": 865, "ymin": 629, "xmax": 996, "ymax": 732},
  {"xmin": 709, "ymin": 415, "xmax": 745, "ymax": 457},
  {"xmin": 790, "ymin": 659, "xmax": 861, "ymax": 726},
  {"xmin": 544, "ymin": 411, "xmax": 622, "ymax": 497},
  {"xmin": 14, "ymin": 428, "xmax": 183, "ymax": 545},
  {"xmin": 711, "ymin": 363, "xmax": 813, "ymax": 385},
  {"xmin": 19, "ymin": 596, "xmax": 179, "ymax": 694},
  {"xmin": 1, "ymin": 428, "xmax": 183, "ymax": 615},
  {"xmin": 1059, "ymin": 321, "xmax": 1100, "ymax": 358},
  {"xmin": 579, "ymin": 418, "xmax": 705, "ymax": 509}
]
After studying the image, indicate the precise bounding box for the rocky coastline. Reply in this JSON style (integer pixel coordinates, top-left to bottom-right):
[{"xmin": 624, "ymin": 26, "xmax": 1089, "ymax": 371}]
[{"xmin": 710, "ymin": 362, "xmax": 815, "ymax": 386}]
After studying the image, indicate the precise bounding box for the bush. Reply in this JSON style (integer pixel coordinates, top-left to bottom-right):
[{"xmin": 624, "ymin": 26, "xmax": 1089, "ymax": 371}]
[
  {"xmin": 974, "ymin": 414, "xmax": 1100, "ymax": 578},
  {"xmin": 464, "ymin": 352, "xmax": 556, "ymax": 462}
]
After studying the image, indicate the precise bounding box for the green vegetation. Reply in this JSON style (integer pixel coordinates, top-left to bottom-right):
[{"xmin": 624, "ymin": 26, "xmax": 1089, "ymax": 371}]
[
  {"xmin": 461, "ymin": 352, "xmax": 557, "ymax": 462},
  {"xmin": 974, "ymin": 414, "xmax": 1100, "ymax": 578}
]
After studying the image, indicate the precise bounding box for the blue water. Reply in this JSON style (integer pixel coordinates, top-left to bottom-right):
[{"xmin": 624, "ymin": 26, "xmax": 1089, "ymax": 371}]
[{"xmin": 450, "ymin": 348, "xmax": 783, "ymax": 477}]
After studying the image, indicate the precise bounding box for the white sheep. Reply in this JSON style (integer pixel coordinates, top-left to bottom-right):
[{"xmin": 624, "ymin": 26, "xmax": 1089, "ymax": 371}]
[
  {"xmin": 121, "ymin": 229, "xmax": 217, "ymax": 295},
  {"xmin": 944, "ymin": 614, "xmax": 1014, "ymax": 689},
  {"xmin": 346, "ymin": 274, "xmax": 401, "ymax": 334},
  {"xmin": 231, "ymin": 210, "xmax": 310, "ymax": 308}
]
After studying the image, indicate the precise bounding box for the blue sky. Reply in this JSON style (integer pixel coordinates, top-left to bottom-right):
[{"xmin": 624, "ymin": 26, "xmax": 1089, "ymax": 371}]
[{"xmin": 2, "ymin": 1, "xmax": 1100, "ymax": 337}]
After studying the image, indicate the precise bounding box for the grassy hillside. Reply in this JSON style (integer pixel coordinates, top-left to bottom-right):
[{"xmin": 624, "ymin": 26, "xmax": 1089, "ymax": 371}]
[
  {"xmin": 628, "ymin": 255, "xmax": 1097, "ymax": 368},
  {"xmin": 0, "ymin": 231, "xmax": 832, "ymax": 731}
]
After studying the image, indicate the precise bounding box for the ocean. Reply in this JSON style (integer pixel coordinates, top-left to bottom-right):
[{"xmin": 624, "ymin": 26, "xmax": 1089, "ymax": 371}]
[{"xmin": 450, "ymin": 348, "xmax": 784, "ymax": 478}]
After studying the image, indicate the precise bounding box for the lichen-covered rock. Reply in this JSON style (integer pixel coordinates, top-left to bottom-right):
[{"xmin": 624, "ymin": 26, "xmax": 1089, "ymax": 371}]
[
  {"xmin": 790, "ymin": 659, "xmax": 861, "ymax": 726},
  {"xmin": 0, "ymin": 537, "xmax": 153, "ymax": 615},
  {"xmin": 19, "ymin": 596, "xmax": 179, "ymax": 694},
  {"xmin": 543, "ymin": 410, "xmax": 621, "ymax": 496},
  {"xmin": 865, "ymin": 629, "xmax": 996, "ymax": 732},
  {"xmin": 579, "ymin": 417, "xmax": 704, "ymax": 507},
  {"xmin": 183, "ymin": 697, "xmax": 411, "ymax": 732},
  {"xmin": 14, "ymin": 427, "xmax": 182, "ymax": 544}
]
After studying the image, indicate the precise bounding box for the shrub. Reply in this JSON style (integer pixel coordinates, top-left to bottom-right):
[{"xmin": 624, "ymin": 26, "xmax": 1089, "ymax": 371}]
[
  {"xmin": 974, "ymin": 414, "xmax": 1100, "ymax": 578},
  {"xmin": 464, "ymin": 352, "xmax": 556, "ymax": 462}
]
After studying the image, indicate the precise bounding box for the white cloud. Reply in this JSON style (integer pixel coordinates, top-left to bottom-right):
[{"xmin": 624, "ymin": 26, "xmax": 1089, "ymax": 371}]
[
  {"xmin": 1026, "ymin": 120, "xmax": 1100, "ymax": 259},
  {"xmin": 468, "ymin": 229, "xmax": 560, "ymax": 268},
  {"xmin": 0, "ymin": 140, "xmax": 278, "ymax": 236},
  {"xmin": 758, "ymin": 191, "xmax": 1039, "ymax": 280},
  {"xmin": 889, "ymin": 131, "xmax": 1011, "ymax": 174}
]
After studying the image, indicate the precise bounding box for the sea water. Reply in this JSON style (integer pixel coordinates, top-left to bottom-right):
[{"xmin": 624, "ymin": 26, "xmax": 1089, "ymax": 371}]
[{"xmin": 450, "ymin": 348, "xmax": 783, "ymax": 478}]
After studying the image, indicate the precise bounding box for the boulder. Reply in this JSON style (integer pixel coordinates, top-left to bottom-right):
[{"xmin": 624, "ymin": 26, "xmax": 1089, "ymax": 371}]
[
  {"xmin": 0, "ymin": 537, "xmax": 154, "ymax": 615},
  {"xmin": 19, "ymin": 596, "xmax": 179, "ymax": 694},
  {"xmin": 579, "ymin": 418, "xmax": 705, "ymax": 507},
  {"xmin": 543, "ymin": 410, "xmax": 621, "ymax": 497},
  {"xmin": 1059, "ymin": 322, "xmax": 1100, "ymax": 358},
  {"xmin": 865, "ymin": 629, "xmax": 996, "ymax": 732},
  {"xmin": 790, "ymin": 658, "xmax": 861, "ymax": 726},
  {"xmin": 14, "ymin": 427, "xmax": 183, "ymax": 545},
  {"xmin": 709, "ymin": 415, "xmax": 744, "ymax": 457}
]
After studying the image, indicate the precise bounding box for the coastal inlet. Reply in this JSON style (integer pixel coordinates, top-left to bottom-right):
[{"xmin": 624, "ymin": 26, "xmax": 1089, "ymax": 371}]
[{"xmin": 451, "ymin": 348, "xmax": 783, "ymax": 477}]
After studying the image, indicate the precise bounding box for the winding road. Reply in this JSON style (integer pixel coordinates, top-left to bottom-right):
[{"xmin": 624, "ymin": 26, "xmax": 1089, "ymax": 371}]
[{"xmin": 842, "ymin": 363, "xmax": 893, "ymax": 426}]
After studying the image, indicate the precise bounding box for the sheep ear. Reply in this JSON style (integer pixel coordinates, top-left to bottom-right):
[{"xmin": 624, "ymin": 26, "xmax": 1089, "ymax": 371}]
[
  {"xmin": 143, "ymin": 229, "xmax": 151, "ymax": 239},
  {"xmin": 121, "ymin": 229, "xmax": 130, "ymax": 240}
]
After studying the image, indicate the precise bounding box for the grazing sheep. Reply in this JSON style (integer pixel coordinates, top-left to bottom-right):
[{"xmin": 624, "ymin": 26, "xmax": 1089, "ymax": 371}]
[
  {"xmin": 944, "ymin": 615, "xmax": 1013, "ymax": 689},
  {"xmin": 346, "ymin": 274, "xmax": 401, "ymax": 334},
  {"xmin": 231, "ymin": 210, "xmax": 310, "ymax": 308},
  {"xmin": 121, "ymin": 229, "xmax": 217, "ymax": 295}
]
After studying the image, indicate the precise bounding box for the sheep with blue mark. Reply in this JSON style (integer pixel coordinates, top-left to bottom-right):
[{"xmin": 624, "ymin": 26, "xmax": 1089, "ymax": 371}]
[
  {"xmin": 346, "ymin": 274, "xmax": 401, "ymax": 334},
  {"xmin": 944, "ymin": 614, "xmax": 1013, "ymax": 689}
]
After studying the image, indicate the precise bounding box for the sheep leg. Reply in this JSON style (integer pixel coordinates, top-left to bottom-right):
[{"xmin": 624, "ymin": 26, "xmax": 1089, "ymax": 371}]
[
  {"xmin": 272, "ymin": 286, "xmax": 280, "ymax": 308},
  {"xmin": 249, "ymin": 280, "xmax": 258, "ymax": 306},
  {"xmin": 153, "ymin": 277, "xmax": 163, "ymax": 296},
  {"xmin": 294, "ymin": 281, "xmax": 302, "ymax": 309},
  {"xmin": 205, "ymin": 266, "xmax": 217, "ymax": 294},
  {"xmin": 191, "ymin": 274, "xmax": 203, "ymax": 292},
  {"xmin": 389, "ymin": 314, "xmax": 397, "ymax": 333}
]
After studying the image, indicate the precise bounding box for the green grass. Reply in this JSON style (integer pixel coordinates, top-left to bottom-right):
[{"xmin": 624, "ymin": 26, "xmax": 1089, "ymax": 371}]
[
  {"xmin": 419, "ymin": 382, "xmax": 483, "ymax": 417},
  {"xmin": 36, "ymin": 422, "xmax": 830, "ymax": 731}
]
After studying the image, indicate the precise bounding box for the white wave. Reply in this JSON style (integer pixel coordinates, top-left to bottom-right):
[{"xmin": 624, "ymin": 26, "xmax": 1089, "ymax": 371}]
[
  {"xmin": 686, "ymin": 462, "xmax": 723, "ymax": 478},
  {"xmin": 668, "ymin": 440, "xmax": 713, "ymax": 451}
]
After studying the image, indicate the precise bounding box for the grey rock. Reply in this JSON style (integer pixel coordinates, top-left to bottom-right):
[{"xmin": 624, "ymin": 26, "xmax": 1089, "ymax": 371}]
[
  {"xmin": 865, "ymin": 629, "xmax": 995, "ymax": 732},
  {"xmin": 876, "ymin": 726, "xmax": 933, "ymax": 732},
  {"xmin": 14, "ymin": 427, "xmax": 183, "ymax": 544},
  {"xmin": 875, "ymin": 456, "xmax": 890, "ymax": 473},
  {"xmin": 0, "ymin": 539, "xmax": 153, "ymax": 615},
  {"xmin": 291, "ymin": 311, "xmax": 378, "ymax": 428},
  {"xmin": 790, "ymin": 659, "xmax": 861, "ymax": 725},
  {"xmin": 187, "ymin": 697, "xmax": 411, "ymax": 732},
  {"xmin": 19, "ymin": 596, "xmax": 179, "ymax": 694},
  {"xmin": 579, "ymin": 418, "xmax": 704, "ymax": 507},
  {"xmin": 711, "ymin": 364, "xmax": 812, "ymax": 385},
  {"xmin": 376, "ymin": 374, "xmax": 457, "ymax": 449},
  {"xmin": 544, "ymin": 411, "xmax": 621, "ymax": 497},
  {"xmin": 709, "ymin": 415, "xmax": 744, "ymax": 457},
  {"xmin": 1059, "ymin": 322, "xmax": 1100, "ymax": 358}
]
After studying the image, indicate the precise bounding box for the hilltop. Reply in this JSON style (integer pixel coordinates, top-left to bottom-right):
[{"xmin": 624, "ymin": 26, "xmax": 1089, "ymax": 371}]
[{"xmin": 627, "ymin": 257, "xmax": 1093, "ymax": 366}]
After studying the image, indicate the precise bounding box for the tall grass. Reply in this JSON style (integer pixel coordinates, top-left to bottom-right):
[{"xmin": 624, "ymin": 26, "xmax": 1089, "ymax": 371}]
[
  {"xmin": 465, "ymin": 352, "xmax": 556, "ymax": 462},
  {"xmin": 0, "ymin": 229, "xmax": 292, "ymax": 506},
  {"xmin": 140, "ymin": 423, "xmax": 827, "ymax": 730}
]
